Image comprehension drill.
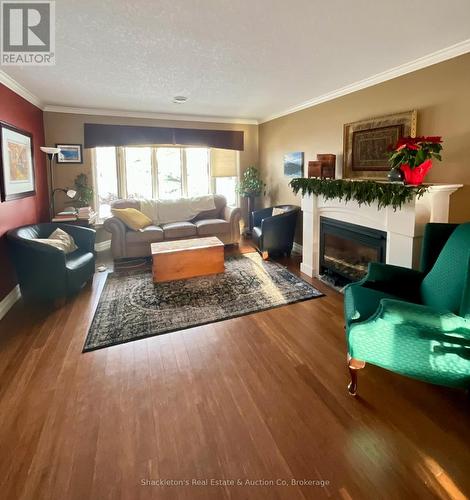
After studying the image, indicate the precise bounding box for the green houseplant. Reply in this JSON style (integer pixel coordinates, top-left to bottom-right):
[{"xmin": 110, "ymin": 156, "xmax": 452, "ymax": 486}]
[
  {"xmin": 73, "ymin": 173, "xmax": 94, "ymax": 207},
  {"xmin": 236, "ymin": 166, "xmax": 266, "ymax": 234}
]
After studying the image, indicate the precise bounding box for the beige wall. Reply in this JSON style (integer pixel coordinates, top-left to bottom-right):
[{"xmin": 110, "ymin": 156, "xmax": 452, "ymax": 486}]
[
  {"xmin": 259, "ymin": 53, "xmax": 470, "ymax": 224},
  {"xmin": 44, "ymin": 52, "xmax": 470, "ymax": 235},
  {"xmin": 43, "ymin": 112, "xmax": 259, "ymax": 221}
]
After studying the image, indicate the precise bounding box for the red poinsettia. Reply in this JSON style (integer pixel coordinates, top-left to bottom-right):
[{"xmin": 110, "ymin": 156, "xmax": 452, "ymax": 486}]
[
  {"xmin": 388, "ymin": 135, "xmax": 443, "ymax": 185},
  {"xmin": 388, "ymin": 135, "xmax": 443, "ymax": 183}
]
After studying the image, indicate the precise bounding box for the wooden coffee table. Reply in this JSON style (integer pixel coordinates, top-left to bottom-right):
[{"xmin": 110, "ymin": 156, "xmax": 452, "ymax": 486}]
[{"xmin": 151, "ymin": 237, "xmax": 225, "ymax": 283}]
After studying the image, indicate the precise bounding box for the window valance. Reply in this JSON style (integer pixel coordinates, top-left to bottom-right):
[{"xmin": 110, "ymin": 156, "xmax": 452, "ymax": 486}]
[{"xmin": 84, "ymin": 123, "xmax": 244, "ymax": 151}]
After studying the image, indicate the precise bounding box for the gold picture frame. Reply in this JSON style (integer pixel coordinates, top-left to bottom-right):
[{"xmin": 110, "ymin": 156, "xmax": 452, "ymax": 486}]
[{"xmin": 343, "ymin": 110, "xmax": 417, "ymax": 179}]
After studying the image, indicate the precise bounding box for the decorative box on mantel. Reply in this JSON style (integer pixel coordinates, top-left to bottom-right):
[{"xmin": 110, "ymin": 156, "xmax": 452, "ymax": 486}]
[{"xmin": 300, "ymin": 184, "xmax": 462, "ymax": 279}]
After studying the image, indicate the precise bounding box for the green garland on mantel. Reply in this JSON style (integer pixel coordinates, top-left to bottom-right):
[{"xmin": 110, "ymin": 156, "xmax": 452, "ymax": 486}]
[{"xmin": 290, "ymin": 178, "xmax": 428, "ymax": 210}]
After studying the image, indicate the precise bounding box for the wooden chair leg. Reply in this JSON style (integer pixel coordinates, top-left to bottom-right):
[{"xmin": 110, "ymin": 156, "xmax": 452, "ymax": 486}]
[
  {"xmin": 347, "ymin": 355, "xmax": 365, "ymax": 396},
  {"xmin": 348, "ymin": 367, "xmax": 358, "ymax": 396}
]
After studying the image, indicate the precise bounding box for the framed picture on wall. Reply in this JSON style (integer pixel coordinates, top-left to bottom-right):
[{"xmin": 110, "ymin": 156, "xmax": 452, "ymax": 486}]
[
  {"xmin": 284, "ymin": 152, "xmax": 304, "ymax": 178},
  {"xmin": 0, "ymin": 122, "xmax": 35, "ymax": 202},
  {"xmin": 56, "ymin": 144, "xmax": 83, "ymax": 164},
  {"xmin": 343, "ymin": 110, "xmax": 417, "ymax": 179}
]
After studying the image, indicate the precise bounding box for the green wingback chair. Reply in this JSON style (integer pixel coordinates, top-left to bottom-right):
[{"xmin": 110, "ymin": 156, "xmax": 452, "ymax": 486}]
[{"xmin": 344, "ymin": 222, "xmax": 470, "ymax": 396}]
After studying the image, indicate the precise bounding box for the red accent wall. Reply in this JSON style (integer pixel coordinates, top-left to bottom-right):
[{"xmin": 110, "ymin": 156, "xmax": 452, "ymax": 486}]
[{"xmin": 0, "ymin": 84, "xmax": 47, "ymax": 301}]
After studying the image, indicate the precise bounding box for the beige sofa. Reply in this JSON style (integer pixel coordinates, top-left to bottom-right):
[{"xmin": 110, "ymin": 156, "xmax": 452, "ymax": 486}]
[{"xmin": 103, "ymin": 195, "xmax": 241, "ymax": 259}]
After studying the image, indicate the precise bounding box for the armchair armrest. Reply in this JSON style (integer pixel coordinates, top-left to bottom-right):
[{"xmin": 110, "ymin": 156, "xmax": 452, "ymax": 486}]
[
  {"xmin": 103, "ymin": 216, "xmax": 127, "ymax": 234},
  {"xmin": 103, "ymin": 216, "xmax": 128, "ymax": 259},
  {"xmin": 252, "ymin": 207, "xmax": 273, "ymax": 228},
  {"xmin": 362, "ymin": 262, "xmax": 424, "ymax": 301},
  {"xmin": 58, "ymin": 224, "xmax": 96, "ymax": 253},
  {"xmin": 365, "ymin": 262, "xmax": 424, "ymax": 282}
]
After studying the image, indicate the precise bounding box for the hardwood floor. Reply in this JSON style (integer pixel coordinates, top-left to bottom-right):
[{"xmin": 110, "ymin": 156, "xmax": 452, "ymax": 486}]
[{"xmin": 0, "ymin": 243, "xmax": 469, "ymax": 499}]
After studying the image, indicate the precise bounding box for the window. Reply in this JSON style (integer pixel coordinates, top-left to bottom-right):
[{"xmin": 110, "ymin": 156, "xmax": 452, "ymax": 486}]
[
  {"xmin": 93, "ymin": 146, "xmax": 237, "ymax": 218},
  {"xmin": 210, "ymin": 148, "xmax": 238, "ymax": 207},
  {"xmin": 156, "ymin": 147, "xmax": 182, "ymax": 199},
  {"xmin": 124, "ymin": 147, "xmax": 153, "ymax": 199},
  {"xmin": 215, "ymin": 177, "xmax": 237, "ymax": 207},
  {"xmin": 185, "ymin": 148, "xmax": 210, "ymax": 198},
  {"xmin": 94, "ymin": 147, "xmax": 118, "ymax": 219}
]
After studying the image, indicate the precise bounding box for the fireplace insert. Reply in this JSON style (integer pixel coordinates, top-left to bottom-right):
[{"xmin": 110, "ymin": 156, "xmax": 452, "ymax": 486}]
[{"xmin": 319, "ymin": 217, "xmax": 387, "ymax": 285}]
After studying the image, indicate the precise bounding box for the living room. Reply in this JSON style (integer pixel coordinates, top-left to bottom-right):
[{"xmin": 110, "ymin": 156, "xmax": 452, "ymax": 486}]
[{"xmin": 1, "ymin": 1, "xmax": 470, "ymax": 499}]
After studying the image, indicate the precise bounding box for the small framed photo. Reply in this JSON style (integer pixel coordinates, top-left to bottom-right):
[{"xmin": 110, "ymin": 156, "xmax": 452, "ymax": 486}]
[
  {"xmin": 284, "ymin": 152, "xmax": 304, "ymax": 178},
  {"xmin": 0, "ymin": 122, "xmax": 35, "ymax": 202},
  {"xmin": 56, "ymin": 144, "xmax": 83, "ymax": 164}
]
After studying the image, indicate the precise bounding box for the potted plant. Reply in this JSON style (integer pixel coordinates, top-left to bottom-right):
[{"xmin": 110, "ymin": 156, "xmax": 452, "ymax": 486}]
[
  {"xmin": 388, "ymin": 136, "xmax": 443, "ymax": 185},
  {"xmin": 73, "ymin": 173, "xmax": 94, "ymax": 207},
  {"xmin": 236, "ymin": 166, "xmax": 266, "ymax": 235}
]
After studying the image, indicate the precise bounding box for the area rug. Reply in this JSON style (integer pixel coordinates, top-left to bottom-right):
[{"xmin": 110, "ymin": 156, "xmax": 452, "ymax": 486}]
[{"xmin": 83, "ymin": 253, "xmax": 323, "ymax": 352}]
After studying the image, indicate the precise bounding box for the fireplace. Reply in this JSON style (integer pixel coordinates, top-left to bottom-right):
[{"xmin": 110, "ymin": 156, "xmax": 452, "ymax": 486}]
[{"xmin": 319, "ymin": 217, "xmax": 386, "ymax": 285}]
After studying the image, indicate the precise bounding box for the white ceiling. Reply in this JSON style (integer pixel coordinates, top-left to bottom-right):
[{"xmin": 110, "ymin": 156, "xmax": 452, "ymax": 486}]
[{"xmin": 4, "ymin": 0, "xmax": 470, "ymax": 122}]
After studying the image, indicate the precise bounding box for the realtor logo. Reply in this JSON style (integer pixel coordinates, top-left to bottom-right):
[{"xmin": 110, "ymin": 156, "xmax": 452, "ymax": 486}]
[{"xmin": 1, "ymin": 1, "xmax": 55, "ymax": 65}]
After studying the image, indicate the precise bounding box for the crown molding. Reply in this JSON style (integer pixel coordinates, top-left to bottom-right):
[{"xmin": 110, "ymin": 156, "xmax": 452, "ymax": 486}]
[
  {"xmin": 0, "ymin": 70, "xmax": 44, "ymax": 109},
  {"xmin": 3, "ymin": 38, "xmax": 470, "ymax": 126},
  {"xmin": 259, "ymin": 38, "xmax": 470, "ymax": 124},
  {"xmin": 43, "ymin": 105, "xmax": 259, "ymax": 125}
]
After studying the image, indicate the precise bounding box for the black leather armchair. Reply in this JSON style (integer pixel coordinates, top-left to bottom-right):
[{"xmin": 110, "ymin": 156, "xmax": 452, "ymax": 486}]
[
  {"xmin": 251, "ymin": 205, "xmax": 300, "ymax": 259},
  {"xmin": 7, "ymin": 223, "xmax": 96, "ymax": 302}
]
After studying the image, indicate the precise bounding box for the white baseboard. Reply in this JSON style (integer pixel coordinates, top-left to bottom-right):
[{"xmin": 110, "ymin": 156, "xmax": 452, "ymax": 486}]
[
  {"xmin": 293, "ymin": 242, "xmax": 303, "ymax": 254},
  {"xmin": 0, "ymin": 285, "xmax": 21, "ymax": 321},
  {"xmin": 300, "ymin": 263, "xmax": 314, "ymax": 277},
  {"xmin": 95, "ymin": 240, "xmax": 111, "ymax": 252}
]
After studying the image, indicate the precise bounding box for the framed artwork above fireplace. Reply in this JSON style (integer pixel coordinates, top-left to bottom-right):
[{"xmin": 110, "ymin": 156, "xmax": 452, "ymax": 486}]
[{"xmin": 343, "ymin": 110, "xmax": 417, "ymax": 179}]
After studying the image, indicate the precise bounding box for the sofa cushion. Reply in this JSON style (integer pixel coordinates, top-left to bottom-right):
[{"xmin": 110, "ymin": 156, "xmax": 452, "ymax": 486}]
[
  {"xmin": 36, "ymin": 227, "xmax": 78, "ymax": 254},
  {"xmin": 162, "ymin": 221, "xmax": 197, "ymax": 239},
  {"xmin": 272, "ymin": 207, "xmax": 288, "ymax": 216},
  {"xmin": 195, "ymin": 219, "xmax": 230, "ymax": 236},
  {"xmin": 126, "ymin": 225, "xmax": 164, "ymax": 244},
  {"xmin": 111, "ymin": 207, "xmax": 153, "ymax": 231},
  {"xmin": 193, "ymin": 194, "xmax": 226, "ymax": 220}
]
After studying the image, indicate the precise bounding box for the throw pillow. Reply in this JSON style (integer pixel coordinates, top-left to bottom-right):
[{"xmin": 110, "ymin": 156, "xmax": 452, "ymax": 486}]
[
  {"xmin": 35, "ymin": 227, "xmax": 78, "ymax": 254},
  {"xmin": 111, "ymin": 208, "xmax": 153, "ymax": 231},
  {"xmin": 272, "ymin": 207, "xmax": 287, "ymax": 216}
]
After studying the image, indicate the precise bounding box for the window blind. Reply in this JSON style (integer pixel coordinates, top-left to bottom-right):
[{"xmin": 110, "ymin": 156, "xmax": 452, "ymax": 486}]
[
  {"xmin": 84, "ymin": 123, "xmax": 244, "ymax": 151},
  {"xmin": 210, "ymin": 148, "xmax": 238, "ymax": 177}
]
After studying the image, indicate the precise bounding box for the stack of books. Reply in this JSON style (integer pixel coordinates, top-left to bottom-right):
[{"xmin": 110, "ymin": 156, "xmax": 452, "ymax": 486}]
[
  {"xmin": 52, "ymin": 209, "xmax": 77, "ymax": 222},
  {"xmin": 77, "ymin": 206, "xmax": 97, "ymax": 223}
]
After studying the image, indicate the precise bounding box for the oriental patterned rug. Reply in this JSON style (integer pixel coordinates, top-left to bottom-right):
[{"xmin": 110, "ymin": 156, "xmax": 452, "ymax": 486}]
[{"xmin": 83, "ymin": 253, "xmax": 323, "ymax": 352}]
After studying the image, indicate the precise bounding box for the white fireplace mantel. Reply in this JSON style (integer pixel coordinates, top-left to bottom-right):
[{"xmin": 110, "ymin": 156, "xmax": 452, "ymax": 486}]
[{"xmin": 300, "ymin": 184, "xmax": 462, "ymax": 278}]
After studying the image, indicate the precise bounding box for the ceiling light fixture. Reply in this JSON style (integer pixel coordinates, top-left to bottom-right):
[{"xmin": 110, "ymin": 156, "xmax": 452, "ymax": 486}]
[{"xmin": 172, "ymin": 95, "xmax": 188, "ymax": 104}]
